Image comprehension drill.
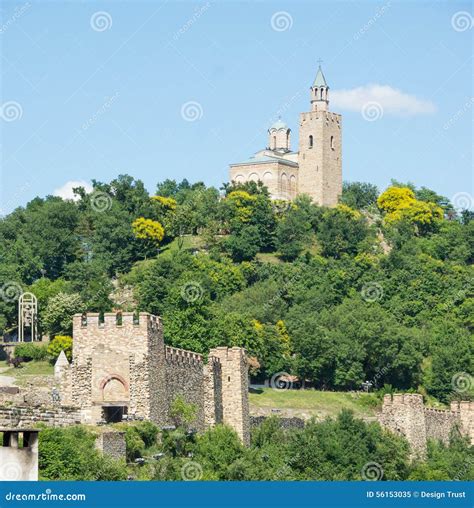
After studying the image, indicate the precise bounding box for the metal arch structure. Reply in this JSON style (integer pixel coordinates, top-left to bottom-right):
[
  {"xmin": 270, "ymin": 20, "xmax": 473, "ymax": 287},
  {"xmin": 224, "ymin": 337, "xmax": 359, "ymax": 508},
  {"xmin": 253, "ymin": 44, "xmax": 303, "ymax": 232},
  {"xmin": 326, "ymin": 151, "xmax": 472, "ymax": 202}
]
[{"xmin": 18, "ymin": 292, "xmax": 38, "ymax": 342}]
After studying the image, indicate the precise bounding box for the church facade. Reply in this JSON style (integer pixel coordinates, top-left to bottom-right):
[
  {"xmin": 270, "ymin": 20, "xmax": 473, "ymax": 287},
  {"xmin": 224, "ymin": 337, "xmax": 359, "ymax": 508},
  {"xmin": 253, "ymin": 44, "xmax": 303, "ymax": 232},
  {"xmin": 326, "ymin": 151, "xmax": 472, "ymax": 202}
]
[{"xmin": 229, "ymin": 66, "xmax": 342, "ymax": 206}]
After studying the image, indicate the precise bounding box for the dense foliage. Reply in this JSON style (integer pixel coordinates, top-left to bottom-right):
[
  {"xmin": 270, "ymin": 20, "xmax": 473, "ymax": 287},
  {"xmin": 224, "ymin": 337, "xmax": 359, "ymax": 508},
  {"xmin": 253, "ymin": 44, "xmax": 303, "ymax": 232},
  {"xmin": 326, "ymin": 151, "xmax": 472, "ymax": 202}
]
[
  {"xmin": 38, "ymin": 426, "xmax": 127, "ymax": 480},
  {"xmin": 36, "ymin": 416, "xmax": 473, "ymax": 481},
  {"xmin": 0, "ymin": 175, "xmax": 472, "ymax": 403}
]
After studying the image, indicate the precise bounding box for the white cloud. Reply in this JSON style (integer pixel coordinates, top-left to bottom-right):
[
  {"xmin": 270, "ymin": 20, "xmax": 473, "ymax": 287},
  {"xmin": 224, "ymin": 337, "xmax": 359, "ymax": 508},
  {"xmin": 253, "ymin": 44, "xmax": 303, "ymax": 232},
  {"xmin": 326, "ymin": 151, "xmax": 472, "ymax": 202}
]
[
  {"xmin": 331, "ymin": 84, "xmax": 436, "ymax": 116},
  {"xmin": 53, "ymin": 180, "xmax": 93, "ymax": 201}
]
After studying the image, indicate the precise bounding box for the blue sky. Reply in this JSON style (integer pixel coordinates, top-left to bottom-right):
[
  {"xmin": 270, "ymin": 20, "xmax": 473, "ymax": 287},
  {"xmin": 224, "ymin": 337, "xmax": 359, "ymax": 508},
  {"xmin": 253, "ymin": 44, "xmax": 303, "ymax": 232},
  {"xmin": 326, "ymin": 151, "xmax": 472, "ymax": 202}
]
[{"xmin": 1, "ymin": 0, "xmax": 472, "ymax": 214}]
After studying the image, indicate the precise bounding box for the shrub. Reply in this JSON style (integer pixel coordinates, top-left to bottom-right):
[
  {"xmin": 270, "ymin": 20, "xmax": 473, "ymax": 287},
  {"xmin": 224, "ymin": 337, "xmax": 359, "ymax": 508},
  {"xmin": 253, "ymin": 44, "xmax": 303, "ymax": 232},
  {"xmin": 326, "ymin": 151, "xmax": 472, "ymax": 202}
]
[
  {"xmin": 14, "ymin": 343, "xmax": 48, "ymax": 361},
  {"xmin": 39, "ymin": 426, "xmax": 127, "ymax": 480},
  {"xmin": 47, "ymin": 335, "xmax": 73, "ymax": 362},
  {"xmin": 133, "ymin": 421, "xmax": 159, "ymax": 448},
  {"xmin": 170, "ymin": 395, "xmax": 197, "ymax": 428}
]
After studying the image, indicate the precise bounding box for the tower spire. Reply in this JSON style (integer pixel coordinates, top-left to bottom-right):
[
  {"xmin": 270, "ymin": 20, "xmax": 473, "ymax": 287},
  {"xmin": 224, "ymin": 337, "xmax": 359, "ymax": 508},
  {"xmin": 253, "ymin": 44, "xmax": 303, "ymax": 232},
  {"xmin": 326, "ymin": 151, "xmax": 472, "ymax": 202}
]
[{"xmin": 310, "ymin": 61, "xmax": 329, "ymax": 111}]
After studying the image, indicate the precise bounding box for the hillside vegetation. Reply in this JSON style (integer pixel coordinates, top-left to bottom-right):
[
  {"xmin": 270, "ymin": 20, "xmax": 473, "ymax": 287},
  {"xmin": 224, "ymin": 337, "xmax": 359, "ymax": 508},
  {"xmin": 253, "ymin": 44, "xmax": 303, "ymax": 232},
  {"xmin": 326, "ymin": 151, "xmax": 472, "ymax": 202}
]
[{"xmin": 0, "ymin": 176, "xmax": 472, "ymax": 405}]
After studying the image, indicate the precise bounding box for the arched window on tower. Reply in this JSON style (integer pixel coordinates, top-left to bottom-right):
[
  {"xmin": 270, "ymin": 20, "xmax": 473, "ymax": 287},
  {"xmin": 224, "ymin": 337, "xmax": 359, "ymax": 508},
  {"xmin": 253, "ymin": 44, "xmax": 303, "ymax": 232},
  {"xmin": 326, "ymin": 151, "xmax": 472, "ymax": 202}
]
[
  {"xmin": 330, "ymin": 136, "xmax": 335, "ymax": 150},
  {"xmin": 273, "ymin": 135, "xmax": 276, "ymax": 150},
  {"xmin": 309, "ymin": 135, "xmax": 313, "ymax": 148}
]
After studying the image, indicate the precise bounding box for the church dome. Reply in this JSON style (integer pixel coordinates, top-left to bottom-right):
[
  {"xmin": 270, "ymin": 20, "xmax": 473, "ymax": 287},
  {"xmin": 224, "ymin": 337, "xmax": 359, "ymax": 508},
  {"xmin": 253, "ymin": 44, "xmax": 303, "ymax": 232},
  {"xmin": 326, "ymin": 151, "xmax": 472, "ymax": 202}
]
[{"xmin": 269, "ymin": 117, "xmax": 288, "ymax": 130}]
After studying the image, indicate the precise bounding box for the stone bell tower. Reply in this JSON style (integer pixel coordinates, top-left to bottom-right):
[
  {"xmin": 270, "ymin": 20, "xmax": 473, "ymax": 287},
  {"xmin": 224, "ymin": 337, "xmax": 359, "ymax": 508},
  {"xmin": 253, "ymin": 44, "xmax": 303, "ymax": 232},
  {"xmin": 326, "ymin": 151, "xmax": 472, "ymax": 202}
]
[{"xmin": 297, "ymin": 64, "xmax": 342, "ymax": 206}]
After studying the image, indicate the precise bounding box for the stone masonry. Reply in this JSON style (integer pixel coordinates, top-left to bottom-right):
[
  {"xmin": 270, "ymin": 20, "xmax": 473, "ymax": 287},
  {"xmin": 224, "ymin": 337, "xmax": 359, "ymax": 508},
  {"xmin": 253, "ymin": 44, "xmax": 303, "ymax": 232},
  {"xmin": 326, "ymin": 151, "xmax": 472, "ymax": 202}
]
[
  {"xmin": 379, "ymin": 394, "xmax": 474, "ymax": 458},
  {"xmin": 229, "ymin": 65, "xmax": 342, "ymax": 206},
  {"xmin": 55, "ymin": 312, "xmax": 250, "ymax": 444}
]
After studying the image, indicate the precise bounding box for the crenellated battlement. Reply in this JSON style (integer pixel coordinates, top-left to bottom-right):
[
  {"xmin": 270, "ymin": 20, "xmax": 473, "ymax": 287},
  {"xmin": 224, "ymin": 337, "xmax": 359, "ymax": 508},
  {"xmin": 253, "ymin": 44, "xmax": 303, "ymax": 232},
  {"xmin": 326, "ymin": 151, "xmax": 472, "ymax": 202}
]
[
  {"xmin": 207, "ymin": 355, "xmax": 221, "ymax": 367},
  {"xmin": 424, "ymin": 407, "xmax": 456, "ymax": 415},
  {"xmin": 450, "ymin": 400, "xmax": 474, "ymax": 412},
  {"xmin": 74, "ymin": 312, "xmax": 161, "ymax": 332},
  {"xmin": 165, "ymin": 346, "xmax": 203, "ymax": 366},
  {"xmin": 380, "ymin": 393, "xmax": 473, "ymax": 457},
  {"xmin": 57, "ymin": 312, "xmax": 249, "ymax": 443},
  {"xmin": 300, "ymin": 111, "xmax": 341, "ymax": 124}
]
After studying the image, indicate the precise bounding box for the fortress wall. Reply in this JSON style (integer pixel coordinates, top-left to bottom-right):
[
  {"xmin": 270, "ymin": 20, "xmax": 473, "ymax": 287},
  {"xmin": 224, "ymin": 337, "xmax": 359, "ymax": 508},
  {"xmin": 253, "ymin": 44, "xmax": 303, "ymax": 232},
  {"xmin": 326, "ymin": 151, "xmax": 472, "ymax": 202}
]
[
  {"xmin": 451, "ymin": 401, "xmax": 474, "ymax": 444},
  {"xmin": 379, "ymin": 394, "xmax": 473, "ymax": 458},
  {"xmin": 379, "ymin": 394, "xmax": 427, "ymax": 458},
  {"xmin": 204, "ymin": 356, "xmax": 223, "ymax": 428},
  {"xmin": 164, "ymin": 346, "xmax": 205, "ymax": 430},
  {"xmin": 0, "ymin": 405, "xmax": 82, "ymax": 428},
  {"xmin": 209, "ymin": 347, "xmax": 250, "ymax": 445},
  {"xmin": 424, "ymin": 408, "xmax": 460, "ymax": 444}
]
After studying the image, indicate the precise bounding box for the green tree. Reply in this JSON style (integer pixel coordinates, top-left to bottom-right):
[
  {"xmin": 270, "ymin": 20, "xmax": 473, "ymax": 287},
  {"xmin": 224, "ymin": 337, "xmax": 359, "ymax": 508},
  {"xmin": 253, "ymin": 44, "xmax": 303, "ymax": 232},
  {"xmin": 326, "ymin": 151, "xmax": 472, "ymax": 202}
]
[
  {"xmin": 39, "ymin": 426, "xmax": 126, "ymax": 480},
  {"xmin": 47, "ymin": 335, "xmax": 73, "ymax": 362},
  {"xmin": 340, "ymin": 181, "xmax": 379, "ymax": 210},
  {"xmin": 43, "ymin": 292, "xmax": 84, "ymax": 337}
]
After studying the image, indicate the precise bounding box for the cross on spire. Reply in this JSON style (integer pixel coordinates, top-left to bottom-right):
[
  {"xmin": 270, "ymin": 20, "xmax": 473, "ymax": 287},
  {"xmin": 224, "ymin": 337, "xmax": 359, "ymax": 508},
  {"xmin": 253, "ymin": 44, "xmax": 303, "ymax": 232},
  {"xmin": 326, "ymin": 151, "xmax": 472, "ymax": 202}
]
[{"xmin": 317, "ymin": 58, "xmax": 323, "ymax": 66}]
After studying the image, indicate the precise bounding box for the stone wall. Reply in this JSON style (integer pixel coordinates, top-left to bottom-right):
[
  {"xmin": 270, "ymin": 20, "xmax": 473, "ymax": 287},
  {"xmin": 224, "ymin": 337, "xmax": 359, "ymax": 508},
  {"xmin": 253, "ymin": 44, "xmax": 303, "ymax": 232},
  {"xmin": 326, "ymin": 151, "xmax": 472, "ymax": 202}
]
[
  {"xmin": 0, "ymin": 405, "xmax": 82, "ymax": 428},
  {"xmin": 209, "ymin": 347, "xmax": 250, "ymax": 445},
  {"xmin": 298, "ymin": 110, "xmax": 342, "ymax": 207},
  {"xmin": 229, "ymin": 160, "xmax": 299, "ymax": 201},
  {"xmin": 55, "ymin": 312, "xmax": 250, "ymax": 444},
  {"xmin": 164, "ymin": 346, "xmax": 205, "ymax": 430},
  {"xmin": 379, "ymin": 394, "xmax": 474, "ymax": 458},
  {"xmin": 424, "ymin": 408, "xmax": 460, "ymax": 444},
  {"xmin": 95, "ymin": 431, "xmax": 126, "ymax": 461},
  {"xmin": 204, "ymin": 356, "xmax": 223, "ymax": 428}
]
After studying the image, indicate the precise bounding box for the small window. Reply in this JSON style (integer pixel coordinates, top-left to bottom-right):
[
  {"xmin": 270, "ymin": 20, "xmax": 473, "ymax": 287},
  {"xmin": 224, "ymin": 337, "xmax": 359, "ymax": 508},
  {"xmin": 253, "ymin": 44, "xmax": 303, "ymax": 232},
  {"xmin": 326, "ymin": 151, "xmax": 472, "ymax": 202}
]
[
  {"xmin": 330, "ymin": 136, "xmax": 335, "ymax": 150},
  {"xmin": 228, "ymin": 376, "xmax": 231, "ymax": 382},
  {"xmin": 309, "ymin": 135, "xmax": 313, "ymax": 148}
]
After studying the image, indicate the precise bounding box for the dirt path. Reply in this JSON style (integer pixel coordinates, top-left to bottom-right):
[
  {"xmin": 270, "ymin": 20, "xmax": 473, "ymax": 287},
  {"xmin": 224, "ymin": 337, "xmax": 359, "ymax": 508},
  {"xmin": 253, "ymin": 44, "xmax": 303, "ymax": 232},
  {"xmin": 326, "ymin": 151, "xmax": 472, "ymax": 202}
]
[{"xmin": 0, "ymin": 366, "xmax": 16, "ymax": 387}]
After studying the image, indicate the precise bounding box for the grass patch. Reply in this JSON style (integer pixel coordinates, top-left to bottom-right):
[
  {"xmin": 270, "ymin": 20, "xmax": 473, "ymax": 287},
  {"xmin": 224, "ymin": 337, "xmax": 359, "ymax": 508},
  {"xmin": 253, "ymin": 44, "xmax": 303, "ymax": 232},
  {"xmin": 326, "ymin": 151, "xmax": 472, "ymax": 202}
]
[
  {"xmin": 255, "ymin": 252, "xmax": 282, "ymax": 264},
  {"xmin": 249, "ymin": 388, "xmax": 379, "ymax": 418},
  {"xmin": 3, "ymin": 360, "xmax": 53, "ymax": 384},
  {"xmin": 161, "ymin": 235, "xmax": 204, "ymax": 255}
]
